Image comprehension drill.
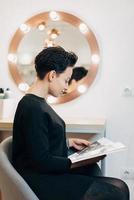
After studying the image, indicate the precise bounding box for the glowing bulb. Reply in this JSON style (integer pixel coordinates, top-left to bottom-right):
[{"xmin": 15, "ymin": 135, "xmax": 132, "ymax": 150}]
[
  {"xmin": 20, "ymin": 23, "xmax": 31, "ymax": 33},
  {"xmin": 49, "ymin": 11, "xmax": 60, "ymax": 21},
  {"xmin": 77, "ymin": 85, "xmax": 87, "ymax": 93},
  {"xmin": 50, "ymin": 33, "xmax": 58, "ymax": 39},
  {"xmin": 47, "ymin": 95, "xmax": 57, "ymax": 104},
  {"xmin": 38, "ymin": 23, "xmax": 45, "ymax": 31},
  {"xmin": 48, "ymin": 28, "xmax": 60, "ymax": 39},
  {"xmin": 91, "ymin": 54, "xmax": 100, "ymax": 64},
  {"xmin": 79, "ymin": 23, "xmax": 88, "ymax": 34},
  {"xmin": 44, "ymin": 39, "xmax": 54, "ymax": 47},
  {"xmin": 8, "ymin": 53, "xmax": 17, "ymax": 63},
  {"xmin": 18, "ymin": 83, "xmax": 29, "ymax": 92}
]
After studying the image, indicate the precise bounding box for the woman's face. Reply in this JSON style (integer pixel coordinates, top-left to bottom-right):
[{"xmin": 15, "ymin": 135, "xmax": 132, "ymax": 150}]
[{"xmin": 48, "ymin": 67, "xmax": 73, "ymax": 97}]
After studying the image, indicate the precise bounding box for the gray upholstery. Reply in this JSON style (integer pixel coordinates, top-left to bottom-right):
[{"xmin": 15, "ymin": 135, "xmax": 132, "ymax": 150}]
[{"xmin": 0, "ymin": 136, "xmax": 39, "ymax": 200}]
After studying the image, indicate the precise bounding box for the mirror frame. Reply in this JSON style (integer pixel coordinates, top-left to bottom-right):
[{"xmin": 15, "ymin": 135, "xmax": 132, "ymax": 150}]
[{"xmin": 8, "ymin": 11, "xmax": 100, "ymax": 104}]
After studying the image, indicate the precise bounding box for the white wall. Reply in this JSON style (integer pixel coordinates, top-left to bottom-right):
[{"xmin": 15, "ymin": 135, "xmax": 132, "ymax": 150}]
[{"xmin": 1, "ymin": 0, "xmax": 134, "ymax": 197}]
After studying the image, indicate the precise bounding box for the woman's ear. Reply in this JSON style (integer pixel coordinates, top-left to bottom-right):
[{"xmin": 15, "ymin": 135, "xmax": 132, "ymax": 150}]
[{"xmin": 48, "ymin": 70, "xmax": 56, "ymax": 82}]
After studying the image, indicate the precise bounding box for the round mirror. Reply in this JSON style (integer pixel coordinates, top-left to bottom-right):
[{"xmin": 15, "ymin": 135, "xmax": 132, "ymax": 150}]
[{"xmin": 8, "ymin": 11, "xmax": 100, "ymax": 104}]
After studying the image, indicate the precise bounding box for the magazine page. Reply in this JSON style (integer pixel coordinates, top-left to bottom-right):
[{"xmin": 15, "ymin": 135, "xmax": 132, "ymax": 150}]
[{"xmin": 68, "ymin": 138, "xmax": 126, "ymax": 163}]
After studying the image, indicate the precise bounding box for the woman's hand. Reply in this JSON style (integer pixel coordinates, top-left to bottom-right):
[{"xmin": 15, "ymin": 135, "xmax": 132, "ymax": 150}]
[{"xmin": 68, "ymin": 138, "xmax": 90, "ymax": 150}]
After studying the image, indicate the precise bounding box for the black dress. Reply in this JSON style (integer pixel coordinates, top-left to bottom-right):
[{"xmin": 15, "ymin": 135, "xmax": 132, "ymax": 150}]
[{"xmin": 12, "ymin": 94, "xmax": 129, "ymax": 200}]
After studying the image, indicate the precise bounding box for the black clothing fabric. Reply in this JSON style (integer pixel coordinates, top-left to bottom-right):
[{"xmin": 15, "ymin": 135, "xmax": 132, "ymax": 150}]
[
  {"xmin": 82, "ymin": 177, "xmax": 129, "ymax": 200},
  {"xmin": 12, "ymin": 94, "xmax": 71, "ymax": 174},
  {"xmin": 12, "ymin": 94, "xmax": 129, "ymax": 200},
  {"xmin": 71, "ymin": 164, "xmax": 129, "ymax": 200}
]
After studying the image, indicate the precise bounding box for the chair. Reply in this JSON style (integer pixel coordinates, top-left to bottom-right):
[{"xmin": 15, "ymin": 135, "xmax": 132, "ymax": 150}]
[{"xmin": 0, "ymin": 136, "xmax": 39, "ymax": 200}]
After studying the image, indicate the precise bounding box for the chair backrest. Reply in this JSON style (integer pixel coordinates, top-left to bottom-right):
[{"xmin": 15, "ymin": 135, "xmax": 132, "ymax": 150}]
[{"xmin": 0, "ymin": 136, "xmax": 39, "ymax": 200}]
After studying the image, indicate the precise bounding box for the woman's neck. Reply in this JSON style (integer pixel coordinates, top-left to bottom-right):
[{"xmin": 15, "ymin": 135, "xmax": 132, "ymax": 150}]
[{"xmin": 27, "ymin": 78, "xmax": 48, "ymax": 99}]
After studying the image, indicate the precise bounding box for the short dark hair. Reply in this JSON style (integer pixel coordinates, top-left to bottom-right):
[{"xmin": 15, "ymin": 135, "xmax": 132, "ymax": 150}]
[
  {"xmin": 68, "ymin": 66, "xmax": 88, "ymax": 85},
  {"xmin": 35, "ymin": 46, "xmax": 78, "ymax": 80}
]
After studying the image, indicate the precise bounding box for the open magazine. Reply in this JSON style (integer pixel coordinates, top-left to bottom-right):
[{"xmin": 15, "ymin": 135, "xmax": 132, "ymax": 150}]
[{"xmin": 68, "ymin": 137, "xmax": 126, "ymax": 163}]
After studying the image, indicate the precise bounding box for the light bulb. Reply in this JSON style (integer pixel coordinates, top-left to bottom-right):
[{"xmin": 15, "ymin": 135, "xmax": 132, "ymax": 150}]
[
  {"xmin": 49, "ymin": 11, "xmax": 60, "ymax": 21},
  {"xmin": 77, "ymin": 84, "xmax": 87, "ymax": 93},
  {"xmin": 91, "ymin": 54, "xmax": 100, "ymax": 64},
  {"xmin": 47, "ymin": 95, "xmax": 57, "ymax": 104},
  {"xmin": 20, "ymin": 23, "xmax": 31, "ymax": 33},
  {"xmin": 38, "ymin": 22, "xmax": 45, "ymax": 31},
  {"xmin": 18, "ymin": 83, "xmax": 29, "ymax": 92},
  {"xmin": 8, "ymin": 53, "xmax": 17, "ymax": 63},
  {"xmin": 79, "ymin": 23, "xmax": 88, "ymax": 34}
]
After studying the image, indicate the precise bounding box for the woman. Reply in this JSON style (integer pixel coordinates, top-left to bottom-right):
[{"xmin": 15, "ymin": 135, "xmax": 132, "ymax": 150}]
[
  {"xmin": 12, "ymin": 46, "xmax": 129, "ymax": 200},
  {"xmin": 67, "ymin": 66, "xmax": 88, "ymax": 93}
]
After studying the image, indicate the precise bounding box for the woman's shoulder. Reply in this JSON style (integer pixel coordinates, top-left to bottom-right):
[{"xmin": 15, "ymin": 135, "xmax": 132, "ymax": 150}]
[
  {"xmin": 18, "ymin": 94, "xmax": 47, "ymax": 112},
  {"xmin": 20, "ymin": 94, "xmax": 44, "ymax": 104}
]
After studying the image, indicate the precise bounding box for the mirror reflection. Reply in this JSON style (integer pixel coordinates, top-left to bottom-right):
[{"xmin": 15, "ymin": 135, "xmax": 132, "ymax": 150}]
[
  {"xmin": 17, "ymin": 21, "xmax": 91, "ymax": 87},
  {"xmin": 8, "ymin": 11, "xmax": 100, "ymax": 104},
  {"xmin": 67, "ymin": 67, "xmax": 88, "ymax": 93}
]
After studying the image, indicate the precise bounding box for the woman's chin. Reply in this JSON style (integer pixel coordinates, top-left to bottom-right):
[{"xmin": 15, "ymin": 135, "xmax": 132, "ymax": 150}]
[
  {"xmin": 48, "ymin": 91, "xmax": 64, "ymax": 97},
  {"xmin": 51, "ymin": 93, "xmax": 60, "ymax": 98}
]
